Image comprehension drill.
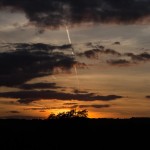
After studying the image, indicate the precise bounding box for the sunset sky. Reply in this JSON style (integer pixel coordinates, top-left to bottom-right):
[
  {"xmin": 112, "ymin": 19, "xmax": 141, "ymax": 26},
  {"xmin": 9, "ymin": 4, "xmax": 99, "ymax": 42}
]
[{"xmin": 0, "ymin": 0, "xmax": 150, "ymax": 119}]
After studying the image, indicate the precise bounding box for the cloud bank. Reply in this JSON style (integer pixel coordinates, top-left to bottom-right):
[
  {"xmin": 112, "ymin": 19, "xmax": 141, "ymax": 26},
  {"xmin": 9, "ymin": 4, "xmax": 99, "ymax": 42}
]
[
  {"xmin": 0, "ymin": 90, "xmax": 123, "ymax": 104},
  {"xmin": 0, "ymin": 44, "xmax": 76, "ymax": 86},
  {"xmin": 0, "ymin": 0, "xmax": 150, "ymax": 29}
]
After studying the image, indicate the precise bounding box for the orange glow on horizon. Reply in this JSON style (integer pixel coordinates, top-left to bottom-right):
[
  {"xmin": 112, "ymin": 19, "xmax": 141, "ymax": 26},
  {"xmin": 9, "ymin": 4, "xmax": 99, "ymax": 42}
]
[{"xmin": 42, "ymin": 109, "xmax": 125, "ymax": 119}]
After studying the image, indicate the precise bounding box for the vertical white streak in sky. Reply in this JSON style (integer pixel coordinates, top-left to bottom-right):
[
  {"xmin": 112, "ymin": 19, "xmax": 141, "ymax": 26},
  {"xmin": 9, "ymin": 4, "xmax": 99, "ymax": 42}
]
[
  {"xmin": 74, "ymin": 65, "xmax": 80, "ymax": 89},
  {"xmin": 66, "ymin": 25, "xmax": 75, "ymax": 55},
  {"xmin": 65, "ymin": 25, "xmax": 80, "ymax": 90},
  {"xmin": 65, "ymin": 25, "xmax": 72, "ymax": 44}
]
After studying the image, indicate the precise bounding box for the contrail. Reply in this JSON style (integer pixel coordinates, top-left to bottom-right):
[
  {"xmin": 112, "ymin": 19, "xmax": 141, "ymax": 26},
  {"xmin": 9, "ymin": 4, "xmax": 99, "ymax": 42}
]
[
  {"xmin": 65, "ymin": 25, "xmax": 71, "ymax": 44},
  {"xmin": 74, "ymin": 65, "xmax": 80, "ymax": 90},
  {"xmin": 65, "ymin": 25, "xmax": 80, "ymax": 90},
  {"xmin": 65, "ymin": 25, "xmax": 75, "ymax": 56}
]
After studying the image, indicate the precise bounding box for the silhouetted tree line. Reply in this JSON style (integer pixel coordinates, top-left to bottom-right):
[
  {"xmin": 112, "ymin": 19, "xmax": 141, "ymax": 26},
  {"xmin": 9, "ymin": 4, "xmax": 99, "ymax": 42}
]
[{"xmin": 47, "ymin": 109, "xmax": 88, "ymax": 119}]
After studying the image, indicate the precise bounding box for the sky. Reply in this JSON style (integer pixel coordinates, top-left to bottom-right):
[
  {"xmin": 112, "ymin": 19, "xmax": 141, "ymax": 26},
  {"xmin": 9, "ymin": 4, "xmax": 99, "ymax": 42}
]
[{"xmin": 0, "ymin": 0, "xmax": 150, "ymax": 119}]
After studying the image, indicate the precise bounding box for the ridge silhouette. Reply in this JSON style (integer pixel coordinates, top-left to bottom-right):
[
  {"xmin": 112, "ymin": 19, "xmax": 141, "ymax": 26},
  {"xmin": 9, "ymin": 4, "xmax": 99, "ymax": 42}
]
[{"xmin": 0, "ymin": 110, "xmax": 150, "ymax": 149}]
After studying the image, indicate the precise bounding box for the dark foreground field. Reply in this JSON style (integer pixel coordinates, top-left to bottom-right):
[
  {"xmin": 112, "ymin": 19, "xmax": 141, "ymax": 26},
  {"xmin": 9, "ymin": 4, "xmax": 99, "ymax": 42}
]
[{"xmin": 0, "ymin": 118, "xmax": 150, "ymax": 149}]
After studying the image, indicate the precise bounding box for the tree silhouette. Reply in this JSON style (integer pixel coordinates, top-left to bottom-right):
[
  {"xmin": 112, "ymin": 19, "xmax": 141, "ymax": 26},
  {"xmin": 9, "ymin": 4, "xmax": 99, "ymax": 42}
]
[{"xmin": 47, "ymin": 109, "xmax": 88, "ymax": 119}]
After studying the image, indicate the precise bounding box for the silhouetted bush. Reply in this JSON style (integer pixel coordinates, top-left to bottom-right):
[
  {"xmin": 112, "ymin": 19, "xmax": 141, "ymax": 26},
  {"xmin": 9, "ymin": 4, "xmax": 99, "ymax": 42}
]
[{"xmin": 47, "ymin": 109, "xmax": 88, "ymax": 119}]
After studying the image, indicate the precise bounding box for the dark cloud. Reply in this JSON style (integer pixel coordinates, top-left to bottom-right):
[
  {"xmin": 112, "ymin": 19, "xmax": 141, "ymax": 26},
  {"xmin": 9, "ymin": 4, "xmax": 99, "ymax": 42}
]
[
  {"xmin": 124, "ymin": 53, "xmax": 135, "ymax": 57},
  {"xmin": 8, "ymin": 111, "xmax": 20, "ymax": 114},
  {"xmin": 15, "ymin": 43, "xmax": 72, "ymax": 52},
  {"xmin": 0, "ymin": 47, "xmax": 75, "ymax": 86},
  {"xmin": 104, "ymin": 49, "xmax": 121, "ymax": 56},
  {"xmin": 133, "ymin": 52, "xmax": 150, "ymax": 61},
  {"xmin": 113, "ymin": 42, "xmax": 121, "ymax": 45},
  {"xmin": 62, "ymin": 104, "xmax": 110, "ymax": 109},
  {"xmin": 73, "ymin": 89, "xmax": 89, "ymax": 94},
  {"xmin": 146, "ymin": 96, "xmax": 150, "ymax": 99},
  {"xmin": 107, "ymin": 59, "xmax": 130, "ymax": 66},
  {"xmin": 124, "ymin": 52, "xmax": 150, "ymax": 62},
  {"xmin": 19, "ymin": 83, "xmax": 61, "ymax": 90},
  {"xmin": 78, "ymin": 49, "xmax": 102, "ymax": 59},
  {"xmin": 107, "ymin": 52, "xmax": 150, "ymax": 67},
  {"xmin": 75, "ymin": 62, "xmax": 88, "ymax": 69},
  {"xmin": 78, "ymin": 104, "xmax": 110, "ymax": 109},
  {"xmin": 77, "ymin": 48, "xmax": 121, "ymax": 59},
  {"xmin": 24, "ymin": 107, "xmax": 50, "ymax": 111},
  {"xmin": 0, "ymin": 90, "xmax": 123, "ymax": 104},
  {"xmin": 24, "ymin": 106, "xmax": 70, "ymax": 111},
  {"xmin": 63, "ymin": 102, "xmax": 78, "ymax": 105},
  {"xmin": 86, "ymin": 42, "xmax": 94, "ymax": 47},
  {"xmin": 86, "ymin": 43, "xmax": 105, "ymax": 50},
  {"xmin": 0, "ymin": 0, "xmax": 150, "ymax": 29}
]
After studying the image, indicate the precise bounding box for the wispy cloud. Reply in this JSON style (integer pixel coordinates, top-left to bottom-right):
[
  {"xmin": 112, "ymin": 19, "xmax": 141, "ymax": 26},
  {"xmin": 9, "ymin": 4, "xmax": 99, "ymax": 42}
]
[
  {"xmin": 25, "ymin": 104, "xmax": 110, "ymax": 111},
  {"xmin": 63, "ymin": 102, "xmax": 78, "ymax": 105},
  {"xmin": 107, "ymin": 59, "xmax": 130, "ymax": 66},
  {"xmin": 75, "ymin": 104, "xmax": 110, "ymax": 109},
  {"xmin": 63, "ymin": 102, "xmax": 110, "ymax": 109}
]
